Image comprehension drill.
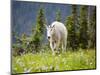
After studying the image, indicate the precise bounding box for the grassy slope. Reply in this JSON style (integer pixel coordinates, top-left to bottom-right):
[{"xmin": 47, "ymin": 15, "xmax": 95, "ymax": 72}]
[{"xmin": 12, "ymin": 49, "xmax": 96, "ymax": 74}]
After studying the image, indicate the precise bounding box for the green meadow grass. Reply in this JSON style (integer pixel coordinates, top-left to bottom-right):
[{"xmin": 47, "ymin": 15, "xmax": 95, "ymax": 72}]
[{"xmin": 12, "ymin": 49, "xmax": 96, "ymax": 74}]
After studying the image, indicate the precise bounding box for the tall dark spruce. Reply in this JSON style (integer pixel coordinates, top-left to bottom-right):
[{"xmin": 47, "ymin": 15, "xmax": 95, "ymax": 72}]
[
  {"xmin": 33, "ymin": 7, "xmax": 46, "ymax": 52},
  {"xmin": 65, "ymin": 5, "xmax": 79, "ymax": 50},
  {"xmin": 71, "ymin": 5, "xmax": 79, "ymax": 50},
  {"xmin": 87, "ymin": 6, "xmax": 96, "ymax": 48},
  {"xmin": 79, "ymin": 6, "xmax": 88, "ymax": 49},
  {"xmin": 56, "ymin": 9, "xmax": 61, "ymax": 22}
]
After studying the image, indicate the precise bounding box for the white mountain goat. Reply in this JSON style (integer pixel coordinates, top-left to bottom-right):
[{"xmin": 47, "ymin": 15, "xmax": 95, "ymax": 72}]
[{"xmin": 46, "ymin": 21, "xmax": 68, "ymax": 55}]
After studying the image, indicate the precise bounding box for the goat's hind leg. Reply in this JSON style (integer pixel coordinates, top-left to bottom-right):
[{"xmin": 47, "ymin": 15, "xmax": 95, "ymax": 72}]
[{"xmin": 62, "ymin": 41, "xmax": 66, "ymax": 53}]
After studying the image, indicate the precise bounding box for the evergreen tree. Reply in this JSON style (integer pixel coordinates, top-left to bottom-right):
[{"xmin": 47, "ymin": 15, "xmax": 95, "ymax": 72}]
[
  {"xmin": 87, "ymin": 6, "xmax": 96, "ymax": 48},
  {"xmin": 79, "ymin": 6, "xmax": 88, "ymax": 49},
  {"xmin": 56, "ymin": 9, "xmax": 61, "ymax": 22},
  {"xmin": 33, "ymin": 7, "xmax": 46, "ymax": 52},
  {"xmin": 92, "ymin": 7, "xmax": 96, "ymax": 48},
  {"xmin": 65, "ymin": 5, "xmax": 79, "ymax": 50},
  {"xmin": 65, "ymin": 15, "xmax": 73, "ymax": 49},
  {"xmin": 71, "ymin": 5, "xmax": 79, "ymax": 50}
]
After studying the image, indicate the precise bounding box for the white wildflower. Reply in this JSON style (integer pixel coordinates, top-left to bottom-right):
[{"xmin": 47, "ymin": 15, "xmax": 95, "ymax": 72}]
[
  {"xmin": 18, "ymin": 61, "xmax": 24, "ymax": 67},
  {"xmin": 16, "ymin": 58, "xmax": 21, "ymax": 64},
  {"xmin": 24, "ymin": 67, "xmax": 33, "ymax": 73},
  {"xmin": 55, "ymin": 66, "xmax": 59, "ymax": 70},
  {"xmin": 29, "ymin": 62, "xmax": 35, "ymax": 65},
  {"xmin": 42, "ymin": 66, "xmax": 48, "ymax": 70}
]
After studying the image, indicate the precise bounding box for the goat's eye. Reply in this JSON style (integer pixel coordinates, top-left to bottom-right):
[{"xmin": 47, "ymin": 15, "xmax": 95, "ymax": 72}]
[{"xmin": 48, "ymin": 36, "xmax": 50, "ymax": 39}]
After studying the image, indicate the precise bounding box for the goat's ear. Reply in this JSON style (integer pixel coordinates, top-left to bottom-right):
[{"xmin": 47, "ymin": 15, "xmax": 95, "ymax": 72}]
[{"xmin": 52, "ymin": 25, "xmax": 55, "ymax": 28}]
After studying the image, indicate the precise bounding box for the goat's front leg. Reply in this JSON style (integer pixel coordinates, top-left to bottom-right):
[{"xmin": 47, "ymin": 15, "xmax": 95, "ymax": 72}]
[
  {"xmin": 50, "ymin": 42, "xmax": 55, "ymax": 55},
  {"xmin": 56, "ymin": 40, "xmax": 60, "ymax": 53}
]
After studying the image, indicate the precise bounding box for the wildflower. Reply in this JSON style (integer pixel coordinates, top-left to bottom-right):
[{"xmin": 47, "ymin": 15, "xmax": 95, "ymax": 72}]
[
  {"xmin": 24, "ymin": 67, "xmax": 33, "ymax": 73},
  {"xmin": 41, "ymin": 66, "xmax": 48, "ymax": 71},
  {"xmin": 55, "ymin": 66, "xmax": 59, "ymax": 70},
  {"xmin": 16, "ymin": 59, "xmax": 21, "ymax": 64}
]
